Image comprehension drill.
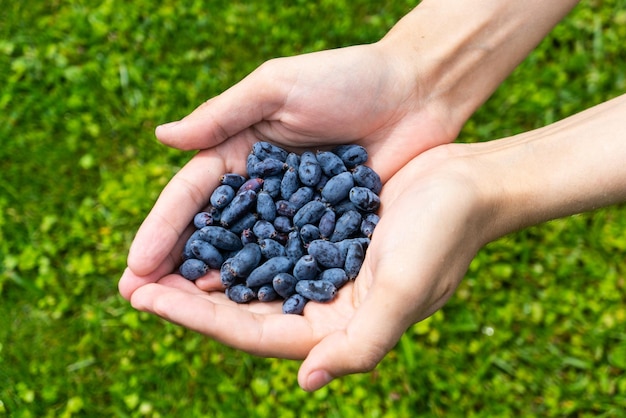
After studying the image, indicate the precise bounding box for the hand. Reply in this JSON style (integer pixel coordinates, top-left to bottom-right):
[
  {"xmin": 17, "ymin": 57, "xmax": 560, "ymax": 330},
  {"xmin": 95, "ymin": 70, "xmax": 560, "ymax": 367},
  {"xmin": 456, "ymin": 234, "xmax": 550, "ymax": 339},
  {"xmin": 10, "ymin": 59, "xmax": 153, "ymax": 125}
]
[
  {"xmin": 120, "ymin": 143, "xmax": 491, "ymax": 391},
  {"xmin": 153, "ymin": 43, "xmax": 457, "ymax": 183}
]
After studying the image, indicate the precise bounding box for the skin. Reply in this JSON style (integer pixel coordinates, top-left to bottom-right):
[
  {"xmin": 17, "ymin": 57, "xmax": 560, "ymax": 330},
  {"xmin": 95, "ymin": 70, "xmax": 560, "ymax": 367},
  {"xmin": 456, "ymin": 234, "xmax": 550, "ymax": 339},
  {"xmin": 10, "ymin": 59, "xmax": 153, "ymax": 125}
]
[{"xmin": 118, "ymin": 0, "xmax": 589, "ymax": 391}]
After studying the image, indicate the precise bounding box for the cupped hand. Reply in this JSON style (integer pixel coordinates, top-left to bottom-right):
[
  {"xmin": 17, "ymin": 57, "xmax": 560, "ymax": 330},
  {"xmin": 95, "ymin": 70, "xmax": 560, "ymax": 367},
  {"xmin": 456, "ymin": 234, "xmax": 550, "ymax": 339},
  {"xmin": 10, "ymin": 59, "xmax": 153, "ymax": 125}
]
[
  {"xmin": 120, "ymin": 143, "xmax": 494, "ymax": 391},
  {"xmin": 154, "ymin": 43, "xmax": 458, "ymax": 183}
]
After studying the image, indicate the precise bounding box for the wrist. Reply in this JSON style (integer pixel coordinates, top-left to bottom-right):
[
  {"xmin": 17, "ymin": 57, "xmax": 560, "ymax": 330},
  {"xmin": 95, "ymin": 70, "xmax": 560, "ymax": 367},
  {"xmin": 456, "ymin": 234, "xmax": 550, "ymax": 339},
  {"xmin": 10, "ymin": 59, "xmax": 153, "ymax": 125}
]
[
  {"xmin": 464, "ymin": 94, "xmax": 626, "ymax": 243},
  {"xmin": 376, "ymin": 0, "xmax": 579, "ymax": 136}
]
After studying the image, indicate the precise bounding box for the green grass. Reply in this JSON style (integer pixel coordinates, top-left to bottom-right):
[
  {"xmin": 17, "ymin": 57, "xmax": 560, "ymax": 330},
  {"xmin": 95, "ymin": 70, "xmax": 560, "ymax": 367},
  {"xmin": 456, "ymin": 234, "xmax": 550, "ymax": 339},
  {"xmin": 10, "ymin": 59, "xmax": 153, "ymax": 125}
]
[{"xmin": 1, "ymin": 0, "xmax": 626, "ymax": 416}]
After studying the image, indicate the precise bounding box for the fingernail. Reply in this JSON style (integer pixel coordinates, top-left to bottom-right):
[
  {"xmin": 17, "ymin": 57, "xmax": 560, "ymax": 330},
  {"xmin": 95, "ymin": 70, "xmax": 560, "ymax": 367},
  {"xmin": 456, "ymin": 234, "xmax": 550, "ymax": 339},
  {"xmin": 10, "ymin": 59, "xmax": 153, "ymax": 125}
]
[
  {"xmin": 155, "ymin": 121, "xmax": 180, "ymax": 134},
  {"xmin": 306, "ymin": 370, "xmax": 333, "ymax": 391}
]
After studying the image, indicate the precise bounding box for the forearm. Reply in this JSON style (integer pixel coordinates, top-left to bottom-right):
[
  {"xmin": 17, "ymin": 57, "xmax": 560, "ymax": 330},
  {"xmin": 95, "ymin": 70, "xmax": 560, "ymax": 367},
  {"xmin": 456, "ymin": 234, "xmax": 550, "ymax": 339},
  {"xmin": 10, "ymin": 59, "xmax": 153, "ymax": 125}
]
[
  {"xmin": 377, "ymin": 0, "xmax": 580, "ymax": 135},
  {"xmin": 478, "ymin": 93, "xmax": 626, "ymax": 241}
]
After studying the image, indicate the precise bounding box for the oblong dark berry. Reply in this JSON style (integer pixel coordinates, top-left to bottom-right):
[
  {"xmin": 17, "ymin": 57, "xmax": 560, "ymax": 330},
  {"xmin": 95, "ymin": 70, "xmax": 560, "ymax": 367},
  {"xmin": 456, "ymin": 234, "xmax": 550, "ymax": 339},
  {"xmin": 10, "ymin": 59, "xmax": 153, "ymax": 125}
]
[
  {"xmin": 273, "ymin": 215, "xmax": 293, "ymax": 233},
  {"xmin": 352, "ymin": 164, "xmax": 382, "ymax": 194},
  {"xmin": 236, "ymin": 178, "xmax": 264, "ymax": 195},
  {"xmin": 220, "ymin": 173, "xmax": 247, "ymax": 189},
  {"xmin": 321, "ymin": 171, "xmax": 354, "ymax": 205},
  {"xmin": 273, "ymin": 272, "xmax": 298, "ymax": 299},
  {"xmin": 280, "ymin": 167, "xmax": 300, "ymax": 200},
  {"xmin": 293, "ymin": 255, "xmax": 319, "ymax": 281},
  {"xmin": 275, "ymin": 199, "xmax": 297, "ymax": 218},
  {"xmin": 307, "ymin": 240, "xmax": 344, "ymax": 268},
  {"xmin": 220, "ymin": 259, "xmax": 238, "ymax": 287},
  {"xmin": 180, "ymin": 258, "xmax": 209, "ymax": 281},
  {"xmin": 198, "ymin": 226, "xmax": 243, "ymax": 251},
  {"xmin": 288, "ymin": 186, "xmax": 315, "ymax": 211},
  {"xmin": 229, "ymin": 243, "xmax": 262, "ymax": 278},
  {"xmin": 319, "ymin": 268, "xmax": 349, "ymax": 289},
  {"xmin": 190, "ymin": 240, "xmax": 224, "ymax": 269},
  {"xmin": 252, "ymin": 219, "xmax": 277, "ymax": 240},
  {"xmin": 330, "ymin": 210, "xmax": 362, "ymax": 242},
  {"xmin": 256, "ymin": 191, "xmax": 277, "ymax": 222},
  {"xmin": 282, "ymin": 293, "xmax": 307, "ymax": 315},
  {"xmin": 285, "ymin": 230, "xmax": 304, "ymax": 262},
  {"xmin": 251, "ymin": 157, "xmax": 286, "ymax": 177},
  {"xmin": 318, "ymin": 209, "xmax": 336, "ymax": 239},
  {"xmin": 259, "ymin": 238, "xmax": 286, "ymax": 259},
  {"xmin": 285, "ymin": 152, "xmax": 300, "ymax": 170},
  {"xmin": 344, "ymin": 241, "xmax": 365, "ymax": 279},
  {"xmin": 360, "ymin": 213, "xmax": 380, "ymax": 238},
  {"xmin": 252, "ymin": 141, "xmax": 289, "ymax": 162},
  {"xmin": 295, "ymin": 280, "xmax": 337, "ymax": 303},
  {"xmin": 193, "ymin": 211, "xmax": 216, "ymax": 228},
  {"xmin": 293, "ymin": 200, "xmax": 327, "ymax": 229},
  {"xmin": 332, "ymin": 144, "xmax": 368, "ymax": 168},
  {"xmin": 316, "ymin": 150, "xmax": 348, "ymax": 176},
  {"xmin": 349, "ymin": 186, "xmax": 381, "ymax": 212},
  {"xmin": 220, "ymin": 189, "xmax": 257, "ymax": 227},
  {"xmin": 246, "ymin": 256, "xmax": 294, "ymax": 288},
  {"xmin": 262, "ymin": 176, "xmax": 282, "ymax": 199},
  {"xmin": 299, "ymin": 224, "xmax": 321, "ymax": 245},
  {"xmin": 210, "ymin": 184, "xmax": 236, "ymax": 209},
  {"xmin": 226, "ymin": 284, "xmax": 256, "ymax": 303},
  {"xmin": 257, "ymin": 284, "xmax": 279, "ymax": 302},
  {"xmin": 298, "ymin": 151, "xmax": 322, "ymax": 187}
]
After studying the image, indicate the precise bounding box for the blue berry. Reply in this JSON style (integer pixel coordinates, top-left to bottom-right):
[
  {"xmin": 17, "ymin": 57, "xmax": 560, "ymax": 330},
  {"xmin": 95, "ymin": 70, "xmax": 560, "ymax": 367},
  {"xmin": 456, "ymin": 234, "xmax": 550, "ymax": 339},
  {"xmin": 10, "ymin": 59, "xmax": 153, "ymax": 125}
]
[
  {"xmin": 257, "ymin": 284, "xmax": 279, "ymax": 302},
  {"xmin": 220, "ymin": 189, "xmax": 257, "ymax": 227},
  {"xmin": 189, "ymin": 239, "xmax": 224, "ymax": 269},
  {"xmin": 307, "ymin": 240, "xmax": 344, "ymax": 268},
  {"xmin": 293, "ymin": 200, "xmax": 327, "ymax": 229},
  {"xmin": 330, "ymin": 210, "xmax": 362, "ymax": 242},
  {"xmin": 332, "ymin": 144, "xmax": 368, "ymax": 168},
  {"xmin": 253, "ymin": 141, "xmax": 289, "ymax": 162},
  {"xmin": 280, "ymin": 167, "xmax": 300, "ymax": 200},
  {"xmin": 344, "ymin": 241, "xmax": 365, "ymax": 280},
  {"xmin": 198, "ymin": 226, "xmax": 243, "ymax": 251},
  {"xmin": 210, "ymin": 184, "xmax": 236, "ymax": 209},
  {"xmin": 180, "ymin": 258, "xmax": 209, "ymax": 281},
  {"xmin": 319, "ymin": 268, "xmax": 349, "ymax": 289},
  {"xmin": 256, "ymin": 191, "xmax": 277, "ymax": 222},
  {"xmin": 293, "ymin": 255, "xmax": 319, "ymax": 281},
  {"xmin": 316, "ymin": 150, "xmax": 348, "ymax": 176},
  {"xmin": 295, "ymin": 279, "xmax": 337, "ymax": 303},
  {"xmin": 282, "ymin": 293, "xmax": 308, "ymax": 315},
  {"xmin": 352, "ymin": 164, "xmax": 382, "ymax": 194},
  {"xmin": 273, "ymin": 272, "xmax": 298, "ymax": 299},
  {"xmin": 220, "ymin": 173, "xmax": 247, "ymax": 189},
  {"xmin": 193, "ymin": 211, "xmax": 216, "ymax": 228},
  {"xmin": 321, "ymin": 171, "xmax": 354, "ymax": 205},
  {"xmin": 226, "ymin": 284, "xmax": 256, "ymax": 303},
  {"xmin": 349, "ymin": 186, "xmax": 380, "ymax": 212},
  {"xmin": 246, "ymin": 256, "xmax": 294, "ymax": 288},
  {"xmin": 298, "ymin": 151, "xmax": 322, "ymax": 187}
]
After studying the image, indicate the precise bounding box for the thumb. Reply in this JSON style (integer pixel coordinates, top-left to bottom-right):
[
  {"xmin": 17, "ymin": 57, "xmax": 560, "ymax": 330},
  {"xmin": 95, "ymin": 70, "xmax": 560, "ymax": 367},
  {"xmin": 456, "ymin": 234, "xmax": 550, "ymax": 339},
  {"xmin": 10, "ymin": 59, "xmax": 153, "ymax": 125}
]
[
  {"xmin": 297, "ymin": 280, "xmax": 414, "ymax": 392},
  {"xmin": 155, "ymin": 64, "xmax": 287, "ymax": 151}
]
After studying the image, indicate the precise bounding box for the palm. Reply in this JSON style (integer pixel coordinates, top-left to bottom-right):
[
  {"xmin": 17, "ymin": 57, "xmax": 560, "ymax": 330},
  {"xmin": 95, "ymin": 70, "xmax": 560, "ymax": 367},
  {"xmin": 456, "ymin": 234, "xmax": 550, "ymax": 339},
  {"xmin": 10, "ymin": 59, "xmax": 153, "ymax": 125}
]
[{"xmin": 125, "ymin": 144, "xmax": 482, "ymax": 363}]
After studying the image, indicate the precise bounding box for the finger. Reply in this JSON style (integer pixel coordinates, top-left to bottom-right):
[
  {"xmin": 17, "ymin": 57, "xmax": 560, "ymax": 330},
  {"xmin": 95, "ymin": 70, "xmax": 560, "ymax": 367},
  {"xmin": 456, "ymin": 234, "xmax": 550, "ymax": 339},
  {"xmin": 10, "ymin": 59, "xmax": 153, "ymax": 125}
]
[
  {"xmin": 129, "ymin": 278, "xmax": 318, "ymax": 359},
  {"xmin": 296, "ymin": 272, "xmax": 414, "ymax": 391},
  {"xmin": 155, "ymin": 66, "xmax": 288, "ymax": 150}
]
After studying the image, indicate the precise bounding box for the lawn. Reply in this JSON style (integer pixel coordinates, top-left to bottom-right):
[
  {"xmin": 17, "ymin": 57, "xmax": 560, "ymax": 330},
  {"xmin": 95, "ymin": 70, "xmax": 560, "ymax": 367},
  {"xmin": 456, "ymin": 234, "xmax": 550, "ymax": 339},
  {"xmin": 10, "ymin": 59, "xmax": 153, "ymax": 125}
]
[{"xmin": 1, "ymin": 0, "xmax": 625, "ymax": 416}]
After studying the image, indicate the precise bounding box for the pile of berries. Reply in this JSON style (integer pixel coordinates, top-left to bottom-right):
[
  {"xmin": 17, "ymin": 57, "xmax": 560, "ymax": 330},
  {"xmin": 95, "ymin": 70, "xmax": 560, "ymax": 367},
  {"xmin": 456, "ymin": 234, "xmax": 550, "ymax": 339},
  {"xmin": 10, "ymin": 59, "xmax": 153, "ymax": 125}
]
[{"xmin": 179, "ymin": 141, "xmax": 381, "ymax": 314}]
